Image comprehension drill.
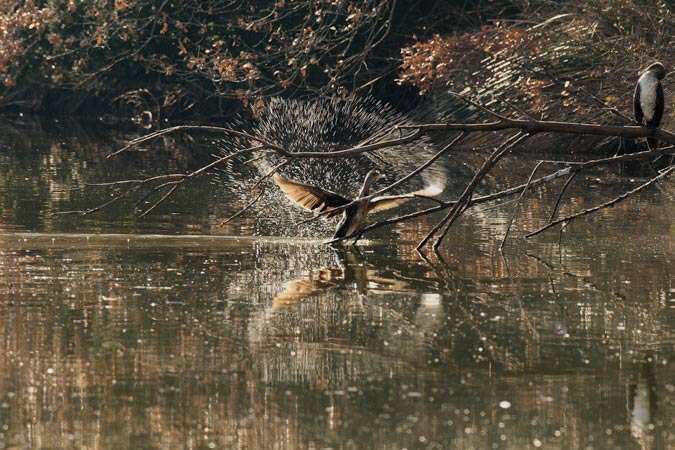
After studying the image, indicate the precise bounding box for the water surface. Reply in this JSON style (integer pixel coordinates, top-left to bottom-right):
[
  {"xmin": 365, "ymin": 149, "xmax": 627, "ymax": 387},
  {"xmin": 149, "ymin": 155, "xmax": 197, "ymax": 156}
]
[{"xmin": 0, "ymin": 118, "xmax": 674, "ymax": 449}]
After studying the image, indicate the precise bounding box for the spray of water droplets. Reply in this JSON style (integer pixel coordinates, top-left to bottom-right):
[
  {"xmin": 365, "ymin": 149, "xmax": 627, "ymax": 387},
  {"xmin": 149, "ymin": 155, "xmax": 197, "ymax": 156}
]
[{"xmin": 213, "ymin": 95, "xmax": 448, "ymax": 237}]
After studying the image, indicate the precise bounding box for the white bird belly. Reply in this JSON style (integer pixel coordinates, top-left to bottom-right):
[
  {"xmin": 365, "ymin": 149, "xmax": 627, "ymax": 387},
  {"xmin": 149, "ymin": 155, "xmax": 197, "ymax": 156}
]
[{"xmin": 639, "ymin": 73, "xmax": 659, "ymax": 122}]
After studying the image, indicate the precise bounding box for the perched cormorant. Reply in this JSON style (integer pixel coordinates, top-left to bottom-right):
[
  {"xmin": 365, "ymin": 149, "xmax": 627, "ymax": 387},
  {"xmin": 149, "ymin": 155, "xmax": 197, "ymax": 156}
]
[
  {"xmin": 634, "ymin": 62, "xmax": 666, "ymax": 149},
  {"xmin": 274, "ymin": 169, "xmax": 441, "ymax": 240}
]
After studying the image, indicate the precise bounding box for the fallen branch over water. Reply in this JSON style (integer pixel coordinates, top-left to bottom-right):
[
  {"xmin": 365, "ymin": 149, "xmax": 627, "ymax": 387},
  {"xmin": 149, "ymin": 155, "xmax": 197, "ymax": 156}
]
[
  {"xmin": 66, "ymin": 92, "xmax": 675, "ymax": 251},
  {"xmin": 354, "ymin": 143, "xmax": 675, "ymax": 240}
]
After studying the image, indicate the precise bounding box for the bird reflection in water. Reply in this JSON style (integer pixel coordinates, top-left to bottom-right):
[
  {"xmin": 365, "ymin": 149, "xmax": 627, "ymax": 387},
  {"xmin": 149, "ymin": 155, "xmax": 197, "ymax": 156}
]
[
  {"xmin": 627, "ymin": 353, "xmax": 658, "ymax": 449},
  {"xmin": 271, "ymin": 246, "xmax": 410, "ymax": 312}
]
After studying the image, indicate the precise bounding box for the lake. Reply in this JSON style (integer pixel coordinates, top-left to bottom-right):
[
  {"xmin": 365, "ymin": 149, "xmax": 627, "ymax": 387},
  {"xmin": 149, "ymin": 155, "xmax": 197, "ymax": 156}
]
[{"xmin": 0, "ymin": 116, "xmax": 674, "ymax": 449}]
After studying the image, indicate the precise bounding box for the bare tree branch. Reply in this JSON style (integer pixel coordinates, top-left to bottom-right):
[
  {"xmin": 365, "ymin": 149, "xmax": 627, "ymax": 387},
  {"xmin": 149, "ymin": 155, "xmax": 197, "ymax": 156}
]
[
  {"xmin": 222, "ymin": 188, "xmax": 267, "ymax": 225},
  {"xmin": 55, "ymin": 186, "xmax": 140, "ymax": 216},
  {"xmin": 355, "ymin": 145, "xmax": 675, "ymax": 239},
  {"xmin": 109, "ymin": 127, "xmax": 278, "ymax": 158},
  {"xmin": 110, "ymin": 93, "xmax": 675, "ymax": 164},
  {"xmin": 61, "ymin": 146, "xmax": 262, "ymax": 216},
  {"xmin": 526, "ymin": 163, "xmax": 675, "ymax": 237},
  {"xmin": 109, "ymin": 123, "xmax": 428, "ymax": 160},
  {"xmin": 70, "ymin": 92, "xmax": 675, "ymax": 252},
  {"xmin": 423, "ymin": 132, "xmax": 530, "ymax": 251},
  {"xmin": 398, "ymin": 119, "xmax": 675, "ymax": 144},
  {"xmin": 499, "ymin": 160, "xmax": 545, "ymax": 252}
]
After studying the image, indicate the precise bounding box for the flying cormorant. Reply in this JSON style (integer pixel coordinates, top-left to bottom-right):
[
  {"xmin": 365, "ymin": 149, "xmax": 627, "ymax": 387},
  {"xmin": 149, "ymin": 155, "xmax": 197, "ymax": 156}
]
[{"xmin": 274, "ymin": 169, "xmax": 441, "ymax": 241}]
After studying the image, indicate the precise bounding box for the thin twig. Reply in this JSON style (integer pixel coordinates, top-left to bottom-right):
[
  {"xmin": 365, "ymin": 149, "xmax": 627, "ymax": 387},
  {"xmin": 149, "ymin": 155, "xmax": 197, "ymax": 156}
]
[
  {"xmin": 111, "ymin": 123, "xmax": 428, "ymax": 160},
  {"xmin": 60, "ymin": 146, "xmax": 262, "ymax": 216},
  {"xmin": 139, "ymin": 183, "xmax": 180, "ymax": 217},
  {"xmin": 109, "ymin": 126, "xmax": 282, "ymax": 158},
  {"xmin": 578, "ymin": 87, "xmax": 634, "ymax": 123},
  {"xmin": 526, "ymin": 164, "xmax": 675, "ymax": 237},
  {"xmin": 413, "ymin": 194, "xmax": 445, "ymax": 205},
  {"xmin": 370, "ymin": 131, "xmax": 466, "ymax": 197},
  {"xmin": 139, "ymin": 146, "xmax": 266, "ymax": 214},
  {"xmin": 499, "ymin": 160, "xmax": 545, "ymax": 251},
  {"xmin": 61, "ymin": 174, "xmax": 185, "ymax": 190},
  {"xmin": 496, "ymin": 95, "xmax": 535, "ymax": 120},
  {"xmin": 222, "ymin": 160, "xmax": 290, "ymax": 225},
  {"xmin": 222, "ymin": 188, "xmax": 267, "ymax": 225},
  {"xmin": 54, "ymin": 186, "xmax": 140, "ymax": 216},
  {"xmin": 188, "ymin": 146, "xmax": 266, "ymax": 179},
  {"xmin": 251, "ymin": 160, "xmax": 289, "ymax": 192},
  {"xmin": 448, "ymin": 92, "xmax": 511, "ymax": 121},
  {"xmin": 242, "ymin": 153, "xmax": 270, "ymax": 165},
  {"xmin": 548, "ymin": 170, "xmax": 580, "ymax": 223},
  {"xmin": 133, "ymin": 180, "xmax": 180, "ymax": 208}
]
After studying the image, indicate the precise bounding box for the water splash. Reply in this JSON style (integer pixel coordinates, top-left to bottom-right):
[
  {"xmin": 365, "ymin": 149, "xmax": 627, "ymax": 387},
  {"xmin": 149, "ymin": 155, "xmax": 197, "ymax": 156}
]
[{"xmin": 214, "ymin": 95, "xmax": 449, "ymax": 237}]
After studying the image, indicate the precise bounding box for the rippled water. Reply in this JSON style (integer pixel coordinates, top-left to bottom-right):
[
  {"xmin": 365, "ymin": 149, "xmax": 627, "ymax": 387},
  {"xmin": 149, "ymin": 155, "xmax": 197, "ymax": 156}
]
[{"xmin": 1, "ymin": 117, "xmax": 675, "ymax": 449}]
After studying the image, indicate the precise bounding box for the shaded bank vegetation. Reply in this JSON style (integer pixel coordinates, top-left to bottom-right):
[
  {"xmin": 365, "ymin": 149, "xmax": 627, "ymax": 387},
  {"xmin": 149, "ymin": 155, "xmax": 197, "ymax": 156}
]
[
  {"xmin": 0, "ymin": 0, "xmax": 497, "ymax": 118},
  {"xmin": 1, "ymin": 0, "xmax": 673, "ymax": 121}
]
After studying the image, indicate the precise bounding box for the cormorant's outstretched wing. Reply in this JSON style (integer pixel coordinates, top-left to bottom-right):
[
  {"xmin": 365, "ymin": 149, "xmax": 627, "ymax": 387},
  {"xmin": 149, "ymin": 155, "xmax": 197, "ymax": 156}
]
[
  {"xmin": 368, "ymin": 184, "xmax": 443, "ymax": 214},
  {"xmin": 274, "ymin": 175, "xmax": 350, "ymax": 218},
  {"xmin": 634, "ymin": 82, "xmax": 643, "ymax": 125}
]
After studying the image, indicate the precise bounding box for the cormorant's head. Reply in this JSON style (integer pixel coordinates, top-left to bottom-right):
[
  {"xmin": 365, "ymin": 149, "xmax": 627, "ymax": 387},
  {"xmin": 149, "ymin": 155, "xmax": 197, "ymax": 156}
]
[
  {"xmin": 359, "ymin": 169, "xmax": 382, "ymax": 196},
  {"xmin": 366, "ymin": 169, "xmax": 381, "ymax": 183},
  {"xmin": 646, "ymin": 62, "xmax": 666, "ymax": 80}
]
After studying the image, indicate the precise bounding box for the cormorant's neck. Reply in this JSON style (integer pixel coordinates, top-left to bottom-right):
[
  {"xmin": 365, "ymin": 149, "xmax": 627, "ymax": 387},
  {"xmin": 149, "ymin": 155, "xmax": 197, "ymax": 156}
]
[{"xmin": 358, "ymin": 174, "xmax": 376, "ymax": 198}]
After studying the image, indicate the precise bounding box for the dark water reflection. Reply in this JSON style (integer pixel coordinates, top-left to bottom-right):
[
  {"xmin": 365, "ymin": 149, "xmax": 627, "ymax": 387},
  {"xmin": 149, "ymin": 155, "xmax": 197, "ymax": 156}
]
[{"xmin": 1, "ymin": 119, "xmax": 675, "ymax": 449}]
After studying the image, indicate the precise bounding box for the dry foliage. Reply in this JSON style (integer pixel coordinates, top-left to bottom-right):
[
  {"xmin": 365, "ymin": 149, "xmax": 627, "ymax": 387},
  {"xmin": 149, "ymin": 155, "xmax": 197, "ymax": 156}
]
[
  {"xmin": 0, "ymin": 0, "xmax": 402, "ymax": 116},
  {"xmin": 397, "ymin": 1, "xmax": 675, "ymax": 129},
  {"xmin": 398, "ymin": 24, "xmax": 548, "ymax": 97}
]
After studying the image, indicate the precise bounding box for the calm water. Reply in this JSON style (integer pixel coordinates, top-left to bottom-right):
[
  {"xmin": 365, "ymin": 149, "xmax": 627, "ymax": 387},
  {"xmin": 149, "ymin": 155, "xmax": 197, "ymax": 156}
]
[{"xmin": 1, "ymin": 117, "xmax": 675, "ymax": 450}]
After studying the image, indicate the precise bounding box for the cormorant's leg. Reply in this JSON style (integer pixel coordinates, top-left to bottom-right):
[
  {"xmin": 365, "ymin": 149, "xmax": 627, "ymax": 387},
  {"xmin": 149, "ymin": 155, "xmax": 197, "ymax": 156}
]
[{"xmin": 349, "ymin": 244, "xmax": 363, "ymax": 257}]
